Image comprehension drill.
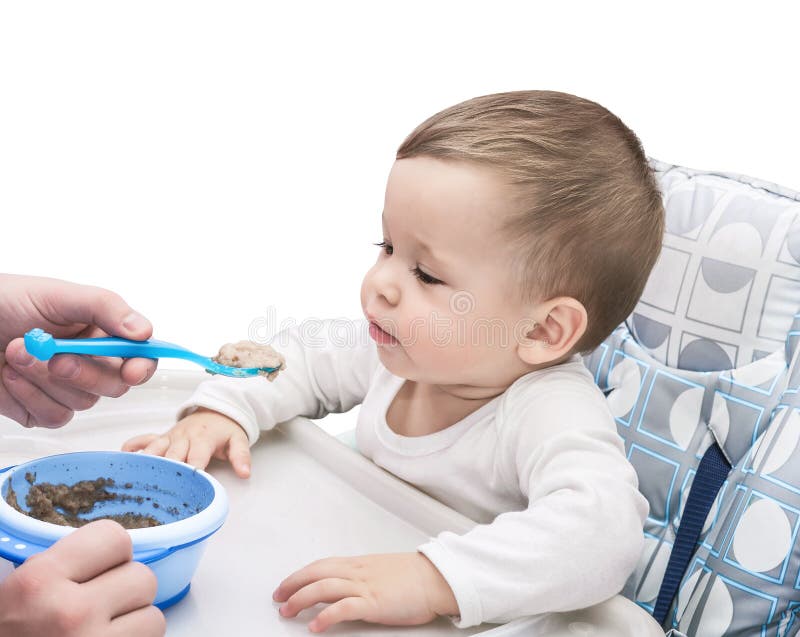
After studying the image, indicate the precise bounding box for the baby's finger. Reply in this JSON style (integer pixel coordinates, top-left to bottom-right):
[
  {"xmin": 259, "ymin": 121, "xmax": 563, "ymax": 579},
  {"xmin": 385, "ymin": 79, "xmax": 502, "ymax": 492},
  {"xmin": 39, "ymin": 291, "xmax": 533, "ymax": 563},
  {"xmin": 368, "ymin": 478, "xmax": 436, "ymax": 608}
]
[
  {"xmin": 165, "ymin": 436, "xmax": 189, "ymax": 463},
  {"xmin": 227, "ymin": 433, "xmax": 251, "ymax": 478},
  {"xmin": 279, "ymin": 578, "xmax": 356, "ymax": 619},
  {"xmin": 186, "ymin": 438, "xmax": 216, "ymax": 470},
  {"xmin": 122, "ymin": 434, "xmax": 160, "ymax": 452},
  {"xmin": 309, "ymin": 597, "xmax": 370, "ymax": 633},
  {"xmin": 273, "ymin": 558, "xmax": 349, "ymax": 601},
  {"xmin": 143, "ymin": 436, "xmax": 171, "ymax": 457}
]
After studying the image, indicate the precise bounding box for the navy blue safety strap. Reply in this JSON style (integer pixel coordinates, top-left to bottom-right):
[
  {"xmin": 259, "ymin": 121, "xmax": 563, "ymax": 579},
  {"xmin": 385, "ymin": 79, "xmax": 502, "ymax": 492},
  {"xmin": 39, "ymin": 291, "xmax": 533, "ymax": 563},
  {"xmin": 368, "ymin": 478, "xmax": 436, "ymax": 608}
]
[{"xmin": 652, "ymin": 442, "xmax": 731, "ymax": 625}]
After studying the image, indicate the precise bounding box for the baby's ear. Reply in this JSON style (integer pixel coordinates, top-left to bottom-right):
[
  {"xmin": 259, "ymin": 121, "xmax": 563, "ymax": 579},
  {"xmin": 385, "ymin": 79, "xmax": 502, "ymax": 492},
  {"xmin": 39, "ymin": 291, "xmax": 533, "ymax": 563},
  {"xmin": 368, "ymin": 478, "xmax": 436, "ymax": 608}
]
[{"xmin": 516, "ymin": 297, "xmax": 588, "ymax": 366}]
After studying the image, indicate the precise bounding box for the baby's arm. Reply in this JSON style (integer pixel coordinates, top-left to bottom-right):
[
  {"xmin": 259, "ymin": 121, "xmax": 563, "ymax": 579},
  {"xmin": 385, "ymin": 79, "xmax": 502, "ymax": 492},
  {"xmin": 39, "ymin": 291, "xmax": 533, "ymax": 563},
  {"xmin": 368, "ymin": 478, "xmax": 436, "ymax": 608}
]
[
  {"xmin": 123, "ymin": 318, "xmax": 378, "ymax": 474},
  {"xmin": 418, "ymin": 392, "xmax": 649, "ymax": 627},
  {"xmin": 178, "ymin": 318, "xmax": 378, "ymax": 442},
  {"xmin": 269, "ymin": 391, "xmax": 647, "ymax": 632}
]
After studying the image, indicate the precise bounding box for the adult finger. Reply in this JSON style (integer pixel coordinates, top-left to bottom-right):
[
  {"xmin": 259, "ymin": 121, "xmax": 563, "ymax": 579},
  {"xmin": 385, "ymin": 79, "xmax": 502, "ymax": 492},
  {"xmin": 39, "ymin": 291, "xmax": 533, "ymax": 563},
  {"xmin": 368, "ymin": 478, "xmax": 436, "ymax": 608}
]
[
  {"xmin": 6, "ymin": 345, "xmax": 101, "ymax": 408},
  {"xmin": 35, "ymin": 281, "xmax": 153, "ymax": 341},
  {"xmin": 37, "ymin": 520, "xmax": 132, "ymax": 583},
  {"xmin": 119, "ymin": 357, "xmax": 158, "ymax": 386},
  {"xmin": 279, "ymin": 578, "xmax": 357, "ymax": 618},
  {"xmin": 109, "ymin": 605, "xmax": 166, "ymax": 637},
  {"xmin": 7, "ymin": 339, "xmax": 129, "ymax": 399},
  {"xmin": 48, "ymin": 353, "xmax": 130, "ymax": 398},
  {"xmin": 0, "ymin": 359, "xmax": 29, "ymax": 426},
  {"xmin": 85, "ymin": 560, "xmax": 158, "ymax": 618},
  {"xmin": 1, "ymin": 366, "xmax": 73, "ymax": 428},
  {"xmin": 309, "ymin": 597, "xmax": 370, "ymax": 633}
]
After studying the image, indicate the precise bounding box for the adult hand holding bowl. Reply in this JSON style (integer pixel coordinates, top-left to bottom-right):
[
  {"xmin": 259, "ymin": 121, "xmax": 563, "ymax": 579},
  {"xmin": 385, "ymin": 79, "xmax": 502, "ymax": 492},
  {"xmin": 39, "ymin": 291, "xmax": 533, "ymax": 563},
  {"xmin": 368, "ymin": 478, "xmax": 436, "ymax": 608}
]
[
  {"xmin": 0, "ymin": 519, "xmax": 164, "ymax": 637},
  {"xmin": 0, "ymin": 451, "xmax": 229, "ymax": 618}
]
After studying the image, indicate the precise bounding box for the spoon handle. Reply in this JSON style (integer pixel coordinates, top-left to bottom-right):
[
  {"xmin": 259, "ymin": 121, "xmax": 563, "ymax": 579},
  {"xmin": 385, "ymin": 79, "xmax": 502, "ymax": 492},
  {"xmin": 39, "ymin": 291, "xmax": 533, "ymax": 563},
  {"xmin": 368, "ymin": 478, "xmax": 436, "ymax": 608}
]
[{"xmin": 24, "ymin": 328, "xmax": 209, "ymax": 366}]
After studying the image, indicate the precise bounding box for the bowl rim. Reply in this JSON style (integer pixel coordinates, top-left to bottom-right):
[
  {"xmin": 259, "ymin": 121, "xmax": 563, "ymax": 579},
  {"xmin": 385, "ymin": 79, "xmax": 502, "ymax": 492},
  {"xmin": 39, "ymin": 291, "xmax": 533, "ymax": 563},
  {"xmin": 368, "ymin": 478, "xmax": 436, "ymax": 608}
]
[{"xmin": 0, "ymin": 451, "xmax": 228, "ymax": 552}]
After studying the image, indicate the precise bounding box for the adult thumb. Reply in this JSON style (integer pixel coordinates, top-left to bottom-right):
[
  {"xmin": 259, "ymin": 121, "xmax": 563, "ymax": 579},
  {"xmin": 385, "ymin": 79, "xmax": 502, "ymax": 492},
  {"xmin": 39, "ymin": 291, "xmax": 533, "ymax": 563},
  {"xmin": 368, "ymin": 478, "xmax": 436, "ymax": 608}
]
[{"xmin": 45, "ymin": 281, "xmax": 153, "ymax": 341}]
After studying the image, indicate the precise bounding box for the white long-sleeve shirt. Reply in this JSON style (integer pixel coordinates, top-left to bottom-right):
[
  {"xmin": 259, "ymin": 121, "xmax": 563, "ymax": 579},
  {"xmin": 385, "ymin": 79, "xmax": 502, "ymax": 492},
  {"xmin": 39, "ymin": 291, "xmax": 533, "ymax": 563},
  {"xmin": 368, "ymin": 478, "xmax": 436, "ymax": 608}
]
[{"xmin": 177, "ymin": 318, "xmax": 648, "ymax": 628}]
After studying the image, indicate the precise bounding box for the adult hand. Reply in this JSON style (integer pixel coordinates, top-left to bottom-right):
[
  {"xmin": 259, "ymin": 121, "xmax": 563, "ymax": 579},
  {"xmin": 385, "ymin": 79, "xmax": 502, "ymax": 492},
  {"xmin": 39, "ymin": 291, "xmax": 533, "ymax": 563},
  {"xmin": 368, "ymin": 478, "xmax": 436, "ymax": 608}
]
[
  {"xmin": 0, "ymin": 520, "xmax": 165, "ymax": 637},
  {"xmin": 0, "ymin": 274, "xmax": 158, "ymax": 428}
]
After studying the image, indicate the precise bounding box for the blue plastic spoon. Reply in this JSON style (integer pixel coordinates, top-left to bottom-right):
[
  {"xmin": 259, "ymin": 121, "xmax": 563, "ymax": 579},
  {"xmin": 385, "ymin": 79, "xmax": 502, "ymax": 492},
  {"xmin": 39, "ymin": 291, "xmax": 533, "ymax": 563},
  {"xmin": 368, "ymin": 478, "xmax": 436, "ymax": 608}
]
[{"xmin": 23, "ymin": 328, "xmax": 280, "ymax": 378}]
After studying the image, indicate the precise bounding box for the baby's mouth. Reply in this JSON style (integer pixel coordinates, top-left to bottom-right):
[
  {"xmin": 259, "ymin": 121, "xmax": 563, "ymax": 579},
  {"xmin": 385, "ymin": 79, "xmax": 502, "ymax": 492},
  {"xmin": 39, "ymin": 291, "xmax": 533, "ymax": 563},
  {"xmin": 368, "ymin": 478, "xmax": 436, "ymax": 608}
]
[{"xmin": 368, "ymin": 321, "xmax": 399, "ymax": 345}]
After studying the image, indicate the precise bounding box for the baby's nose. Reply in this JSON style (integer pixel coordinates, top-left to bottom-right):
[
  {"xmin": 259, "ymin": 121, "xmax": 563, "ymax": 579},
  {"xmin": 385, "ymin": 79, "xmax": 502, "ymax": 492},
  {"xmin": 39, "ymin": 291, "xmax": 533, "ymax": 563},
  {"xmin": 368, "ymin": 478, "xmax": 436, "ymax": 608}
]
[
  {"xmin": 376, "ymin": 279, "xmax": 400, "ymax": 306},
  {"xmin": 369, "ymin": 264, "xmax": 401, "ymax": 306}
]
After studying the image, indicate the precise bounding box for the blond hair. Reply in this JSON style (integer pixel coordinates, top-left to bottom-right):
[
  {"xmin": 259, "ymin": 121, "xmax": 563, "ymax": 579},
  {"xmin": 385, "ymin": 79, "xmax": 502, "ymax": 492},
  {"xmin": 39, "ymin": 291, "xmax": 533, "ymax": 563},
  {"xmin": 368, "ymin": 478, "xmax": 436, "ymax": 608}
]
[{"xmin": 396, "ymin": 90, "xmax": 664, "ymax": 353}]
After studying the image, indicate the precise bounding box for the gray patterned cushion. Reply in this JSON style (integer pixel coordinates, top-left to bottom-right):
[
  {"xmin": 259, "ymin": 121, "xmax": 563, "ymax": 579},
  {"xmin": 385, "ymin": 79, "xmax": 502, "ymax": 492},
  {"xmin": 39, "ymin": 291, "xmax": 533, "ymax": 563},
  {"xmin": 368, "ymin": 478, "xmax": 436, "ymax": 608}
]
[
  {"xmin": 632, "ymin": 159, "xmax": 800, "ymax": 370},
  {"xmin": 674, "ymin": 340, "xmax": 800, "ymax": 636},
  {"xmin": 585, "ymin": 160, "xmax": 800, "ymax": 636}
]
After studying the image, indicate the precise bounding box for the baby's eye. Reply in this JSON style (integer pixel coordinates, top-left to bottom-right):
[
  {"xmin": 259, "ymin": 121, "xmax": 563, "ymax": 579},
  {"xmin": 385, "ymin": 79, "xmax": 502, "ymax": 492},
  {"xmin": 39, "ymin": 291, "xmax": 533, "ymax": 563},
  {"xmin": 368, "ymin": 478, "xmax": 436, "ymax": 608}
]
[
  {"xmin": 411, "ymin": 266, "xmax": 444, "ymax": 286},
  {"xmin": 373, "ymin": 240, "xmax": 393, "ymax": 255},
  {"xmin": 373, "ymin": 241, "xmax": 444, "ymax": 285}
]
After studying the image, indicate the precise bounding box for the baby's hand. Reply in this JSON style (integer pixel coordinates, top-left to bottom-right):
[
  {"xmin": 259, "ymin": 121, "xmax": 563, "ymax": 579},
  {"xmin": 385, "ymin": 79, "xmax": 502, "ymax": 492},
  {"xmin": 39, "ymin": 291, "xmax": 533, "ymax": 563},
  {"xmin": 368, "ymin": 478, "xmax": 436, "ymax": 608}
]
[
  {"xmin": 272, "ymin": 552, "xmax": 458, "ymax": 633},
  {"xmin": 122, "ymin": 408, "xmax": 251, "ymax": 478}
]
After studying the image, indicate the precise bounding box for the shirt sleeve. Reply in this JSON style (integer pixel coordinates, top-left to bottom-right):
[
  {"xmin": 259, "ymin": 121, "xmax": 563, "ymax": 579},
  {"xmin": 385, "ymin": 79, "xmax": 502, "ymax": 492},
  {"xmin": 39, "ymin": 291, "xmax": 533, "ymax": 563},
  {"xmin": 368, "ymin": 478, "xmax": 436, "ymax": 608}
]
[
  {"xmin": 417, "ymin": 389, "xmax": 649, "ymax": 628},
  {"xmin": 175, "ymin": 318, "xmax": 380, "ymax": 445}
]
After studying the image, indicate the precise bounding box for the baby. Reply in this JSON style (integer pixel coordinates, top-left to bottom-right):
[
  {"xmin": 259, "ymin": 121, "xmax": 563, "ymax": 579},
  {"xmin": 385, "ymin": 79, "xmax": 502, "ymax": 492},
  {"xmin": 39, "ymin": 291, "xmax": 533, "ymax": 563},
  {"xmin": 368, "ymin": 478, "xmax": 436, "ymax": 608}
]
[{"xmin": 124, "ymin": 90, "xmax": 663, "ymax": 632}]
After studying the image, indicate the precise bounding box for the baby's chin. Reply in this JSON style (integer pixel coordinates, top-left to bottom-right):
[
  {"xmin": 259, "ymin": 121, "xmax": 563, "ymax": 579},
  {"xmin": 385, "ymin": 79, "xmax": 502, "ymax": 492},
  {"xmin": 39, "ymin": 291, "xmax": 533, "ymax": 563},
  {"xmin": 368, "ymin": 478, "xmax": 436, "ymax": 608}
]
[
  {"xmin": 374, "ymin": 343, "xmax": 426, "ymax": 378},
  {"xmin": 376, "ymin": 347, "xmax": 467, "ymax": 385},
  {"xmin": 375, "ymin": 344, "xmax": 407, "ymax": 375}
]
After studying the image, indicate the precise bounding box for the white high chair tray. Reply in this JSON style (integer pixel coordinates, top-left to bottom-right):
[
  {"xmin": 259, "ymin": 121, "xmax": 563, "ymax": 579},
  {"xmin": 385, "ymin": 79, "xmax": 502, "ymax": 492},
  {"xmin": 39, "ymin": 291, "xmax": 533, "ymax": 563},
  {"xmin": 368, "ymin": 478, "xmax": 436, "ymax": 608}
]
[{"xmin": 0, "ymin": 371, "xmax": 663, "ymax": 637}]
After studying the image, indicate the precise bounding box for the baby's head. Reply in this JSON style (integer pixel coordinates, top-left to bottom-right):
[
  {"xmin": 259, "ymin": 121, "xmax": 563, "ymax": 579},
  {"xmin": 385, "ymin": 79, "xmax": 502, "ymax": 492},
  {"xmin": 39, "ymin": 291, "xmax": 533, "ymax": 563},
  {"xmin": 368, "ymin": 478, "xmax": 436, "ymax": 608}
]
[{"xmin": 361, "ymin": 90, "xmax": 664, "ymax": 397}]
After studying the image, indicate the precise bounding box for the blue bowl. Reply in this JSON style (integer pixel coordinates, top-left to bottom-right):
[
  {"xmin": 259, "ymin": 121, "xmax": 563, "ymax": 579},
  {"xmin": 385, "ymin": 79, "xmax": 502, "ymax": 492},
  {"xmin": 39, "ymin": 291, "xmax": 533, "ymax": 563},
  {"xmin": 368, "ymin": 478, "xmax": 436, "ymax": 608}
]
[{"xmin": 0, "ymin": 451, "xmax": 228, "ymax": 609}]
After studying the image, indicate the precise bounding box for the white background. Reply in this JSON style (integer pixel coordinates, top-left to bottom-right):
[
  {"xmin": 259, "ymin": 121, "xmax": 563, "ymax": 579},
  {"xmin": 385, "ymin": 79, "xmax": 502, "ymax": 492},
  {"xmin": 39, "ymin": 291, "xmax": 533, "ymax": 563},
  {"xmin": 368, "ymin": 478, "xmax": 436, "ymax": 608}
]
[{"xmin": 1, "ymin": 2, "xmax": 798, "ymax": 430}]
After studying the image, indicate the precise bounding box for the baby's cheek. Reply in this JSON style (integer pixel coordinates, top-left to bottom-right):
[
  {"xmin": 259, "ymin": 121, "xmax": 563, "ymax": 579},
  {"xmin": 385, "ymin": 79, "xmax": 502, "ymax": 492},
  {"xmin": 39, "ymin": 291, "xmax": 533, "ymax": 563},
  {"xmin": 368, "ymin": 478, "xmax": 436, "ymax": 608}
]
[{"xmin": 416, "ymin": 334, "xmax": 473, "ymax": 375}]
